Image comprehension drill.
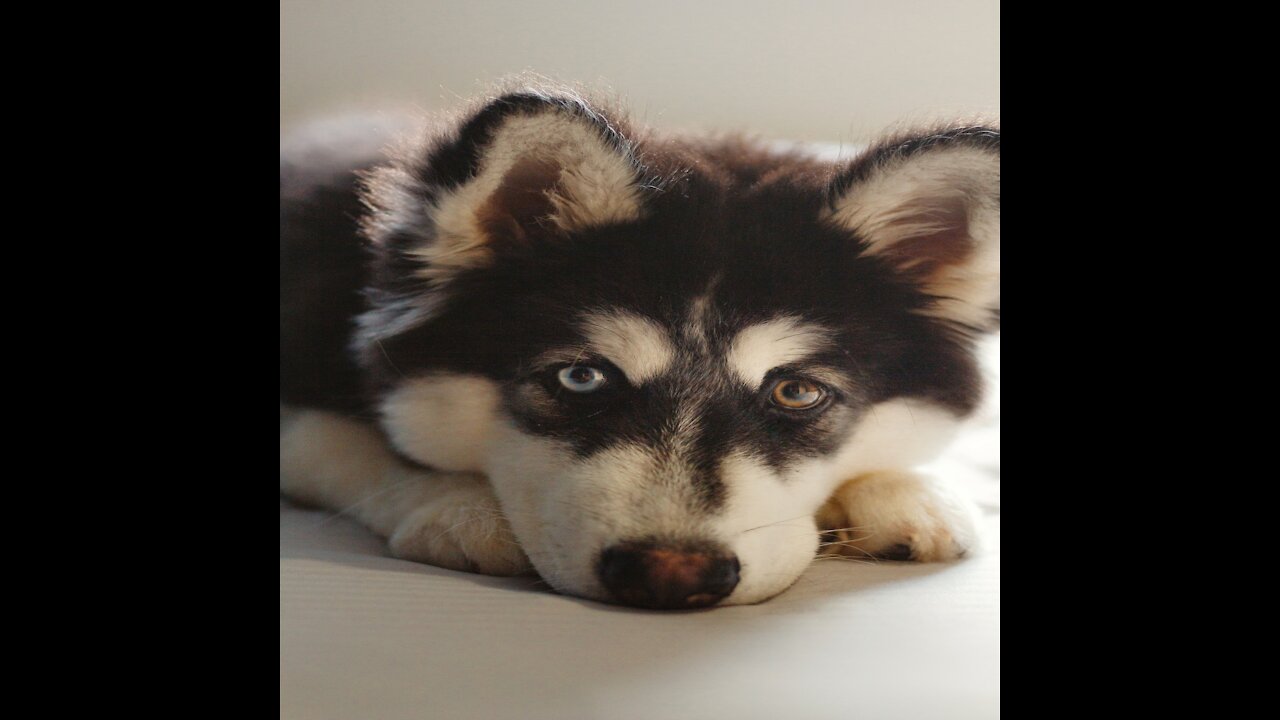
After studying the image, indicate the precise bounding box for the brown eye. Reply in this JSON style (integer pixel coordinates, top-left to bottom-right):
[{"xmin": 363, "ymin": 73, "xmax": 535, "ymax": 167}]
[{"xmin": 770, "ymin": 379, "xmax": 826, "ymax": 410}]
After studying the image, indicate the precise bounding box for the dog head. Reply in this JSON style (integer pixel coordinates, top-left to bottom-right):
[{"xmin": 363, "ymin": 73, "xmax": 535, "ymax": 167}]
[{"xmin": 354, "ymin": 88, "xmax": 999, "ymax": 607}]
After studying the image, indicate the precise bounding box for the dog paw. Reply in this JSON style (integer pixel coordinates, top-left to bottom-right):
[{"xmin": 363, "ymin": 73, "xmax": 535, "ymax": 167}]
[
  {"xmin": 387, "ymin": 484, "xmax": 533, "ymax": 576},
  {"xmin": 816, "ymin": 470, "xmax": 979, "ymax": 562}
]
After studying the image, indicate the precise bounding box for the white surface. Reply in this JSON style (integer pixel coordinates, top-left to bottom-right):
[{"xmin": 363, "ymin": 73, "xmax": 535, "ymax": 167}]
[{"xmin": 280, "ymin": 338, "xmax": 1000, "ymax": 720}]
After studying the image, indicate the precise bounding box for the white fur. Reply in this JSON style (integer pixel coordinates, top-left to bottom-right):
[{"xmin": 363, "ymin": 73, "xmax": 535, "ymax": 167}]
[
  {"xmin": 280, "ymin": 406, "xmax": 530, "ymax": 575},
  {"xmin": 820, "ymin": 469, "xmax": 979, "ymax": 561},
  {"xmin": 476, "ymin": 396, "xmax": 965, "ymax": 605},
  {"xmin": 480, "ymin": 424, "xmax": 589, "ymax": 593},
  {"xmin": 803, "ymin": 400, "xmax": 977, "ymax": 562},
  {"xmin": 720, "ymin": 398, "xmax": 964, "ymax": 601},
  {"xmin": 482, "ymin": 424, "xmax": 819, "ymax": 605},
  {"xmin": 378, "ymin": 373, "xmax": 503, "ymax": 472},
  {"xmin": 714, "ymin": 451, "xmax": 825, "ymax": 604},
  {"xmin": 482, "ymin": 415, "xmax": 733, "ymax": 598},
  {"xmin": 290, "ymin": 383, "xmax": 974, "ymax": 604},
  {"xmin": 825, "ymin": 146, "xmax": 1000, "ymax": 327},
  {"xmin": 803, "ymin": 398, "xmax": 962, "ymax": 480},
  {"xmin": 294, "ymin": 317, "xmax": 974, "ymax": 608},
  {"xmin": 726, "ymin": 316, "xmax": 834, "ymax": 388},
  {"xmin": 580, "ymin": 311, "xmax": 676, "ymax": 384},
  {"xmin": 281, "ymin": 407, "xmax": 408, "ymax": 526},
  {"xmin": 411, "ymin": 112, "xmax": 642, "ymax": 285}
]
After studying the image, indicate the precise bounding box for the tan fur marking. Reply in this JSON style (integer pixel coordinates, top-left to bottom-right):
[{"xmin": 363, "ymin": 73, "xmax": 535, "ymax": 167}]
[
  {"xmin": 413, "ymin": 112, "xmax": 644, "ymax": 284},
  {"xmin": 825, "ymin": 145, "xmax": 999, "ymax": 328}
]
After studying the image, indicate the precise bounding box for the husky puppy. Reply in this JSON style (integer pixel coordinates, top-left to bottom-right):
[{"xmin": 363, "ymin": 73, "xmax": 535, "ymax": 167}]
[{"xmin": 280, "ymin": 86, "xmax": 999, "ymax": 609}]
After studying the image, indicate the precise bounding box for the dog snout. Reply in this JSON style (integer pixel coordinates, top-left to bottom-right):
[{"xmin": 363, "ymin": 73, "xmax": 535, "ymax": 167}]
[{"xmin": 597, "ymin": 541, "xmax": 740, "ymax": 609}]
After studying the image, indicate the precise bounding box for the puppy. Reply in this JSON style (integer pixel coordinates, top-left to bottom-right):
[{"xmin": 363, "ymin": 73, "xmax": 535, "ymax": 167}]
[{"xmin": 280, "ymin": 85, "xmax": 999, "ymax": 609}]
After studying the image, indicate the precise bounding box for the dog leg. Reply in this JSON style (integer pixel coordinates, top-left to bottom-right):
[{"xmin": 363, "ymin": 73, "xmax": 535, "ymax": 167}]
[
  {"xmin": 815, "ymin": 470, "xmax": 980, "ymax": 562},
  {"xmin": 280, "ymin": 408, "xmax": 531, "ymax": 575}
]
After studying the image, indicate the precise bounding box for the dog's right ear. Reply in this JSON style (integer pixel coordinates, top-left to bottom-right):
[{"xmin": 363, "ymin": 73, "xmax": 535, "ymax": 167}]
[
  {"xmin": 363, "ymin": 91, "xmax": 647, "ymax": 286},
  {"xmin": 823, "ymin": 126, "xmax": 1000, "ymax": 332}
]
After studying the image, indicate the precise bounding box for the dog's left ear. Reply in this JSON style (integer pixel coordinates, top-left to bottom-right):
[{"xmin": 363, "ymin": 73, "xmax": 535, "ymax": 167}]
[
  {"xmin": 364, "ymin": 90, "xmax": 648, "ymax": 291},
  {"xmin": 824, "ymin": 127, "xmax": 1000, "ymax": 331}
]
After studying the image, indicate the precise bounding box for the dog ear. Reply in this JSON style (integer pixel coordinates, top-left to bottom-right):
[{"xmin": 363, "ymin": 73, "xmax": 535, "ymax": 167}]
[
  {"xmin": 365, "ymin": 91, "xmax": 646, "ymax": 285},
  {"xmin": 824, "ymin": 126, "xmax": 1000, "ymax": 331}
]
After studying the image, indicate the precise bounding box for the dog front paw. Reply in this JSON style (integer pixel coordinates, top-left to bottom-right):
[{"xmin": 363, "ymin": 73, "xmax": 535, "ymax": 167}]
[
  {"xmin": 816, "ymin": 470, "xmax": 979, "ymax": 562},
  {"xmin": 387, "ymin": 484, "xmax": 533, "ymax": 576}
]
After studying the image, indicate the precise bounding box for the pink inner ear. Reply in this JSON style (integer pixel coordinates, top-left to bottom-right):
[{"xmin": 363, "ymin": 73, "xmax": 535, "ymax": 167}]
[
  {"xmin": 478, "ymin": 156, "xmax": 563, "ymax": 244},
  {"xmin": 876, "ymin": 194, "xmax": 975, "ymax": 278}
]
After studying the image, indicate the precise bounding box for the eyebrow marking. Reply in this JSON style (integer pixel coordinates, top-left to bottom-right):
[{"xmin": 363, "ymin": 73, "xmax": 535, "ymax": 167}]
[
  {"xmin": 682, "ymin": 274, "xmax": 723, "ymax": 352},
  {"xmin": 725, "ymin": 317, "xmax": 835, "ymax": 388},
  {"xmin": 579, "ymin": 310, "xmax": 676, "ymax": 384}
]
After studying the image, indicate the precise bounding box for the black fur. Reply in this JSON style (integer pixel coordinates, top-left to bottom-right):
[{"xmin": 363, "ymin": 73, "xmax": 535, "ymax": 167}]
[
  {"xmin": 280, "ymin": 91, "xmax": 996, "ymax": 508},
  {"xmin": 279, "ymin": 118, "xmax": 403, "ymax": 414},
  {"xmin": 827, "ymin": 125, "xmax": 1002, "ymax": 198}
]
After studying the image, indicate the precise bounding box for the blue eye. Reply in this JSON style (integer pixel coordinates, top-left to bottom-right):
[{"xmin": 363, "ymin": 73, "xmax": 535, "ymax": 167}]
[{"xmin": 558, "ymin": 366, "xmax": 607, "ymax": 393}]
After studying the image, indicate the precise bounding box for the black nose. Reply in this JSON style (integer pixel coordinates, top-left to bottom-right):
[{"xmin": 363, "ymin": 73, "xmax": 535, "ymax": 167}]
[{"xmin": 597, "ymin": 541, "xmax": 740, "ymax": 609}]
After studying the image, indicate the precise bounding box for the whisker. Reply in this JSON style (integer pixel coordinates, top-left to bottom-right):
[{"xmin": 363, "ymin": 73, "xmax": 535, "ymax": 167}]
[
  {"xmin": 811, "ymin": 554, "xmax": 880, "ymax": 566},
  {"xmin": 741, "ymin": 514, "xmax": 815, "ymax": 534},
  {"xmin": 815, "ymin": 525, "xmax": 872, "ymax": 536},
  {"xmin": 376, "ymin": 339, "xmax": 407, "ymax": 378},
  {"xmin": 817, "ymin": 532, "xmax": 875, "ymax": 548},
  {"xmin": 312, "ymin": 477, "xmax": 419, "ymax": 526}
]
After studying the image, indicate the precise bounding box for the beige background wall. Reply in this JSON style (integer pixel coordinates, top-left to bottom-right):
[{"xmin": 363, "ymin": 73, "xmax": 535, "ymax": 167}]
[{"xmin": 281, "ymin": 0, "xmax": 999, "ymax": 143}]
